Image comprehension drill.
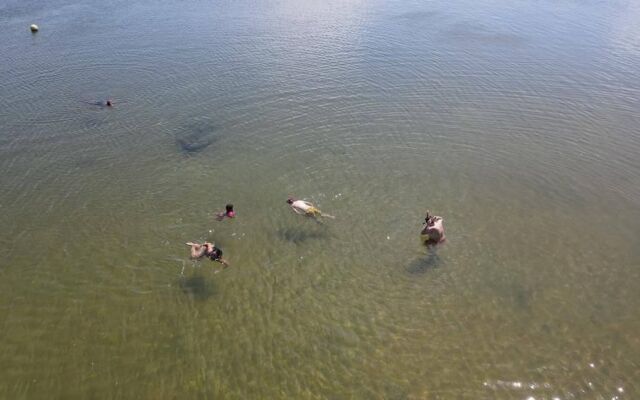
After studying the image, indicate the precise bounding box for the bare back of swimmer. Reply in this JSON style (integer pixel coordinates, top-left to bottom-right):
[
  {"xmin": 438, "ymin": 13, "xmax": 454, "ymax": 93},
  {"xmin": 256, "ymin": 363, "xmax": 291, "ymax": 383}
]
[
  {"xmin": 186, "ymin": 242, "xmax": 229, "ymax": 267},
  {"xmin": 286, "ymin": 197, "xmax": 334, "ymax": 219},
  {"xmin": 421, "ymin": 211, "xmax": 445, "ymax": 245}
]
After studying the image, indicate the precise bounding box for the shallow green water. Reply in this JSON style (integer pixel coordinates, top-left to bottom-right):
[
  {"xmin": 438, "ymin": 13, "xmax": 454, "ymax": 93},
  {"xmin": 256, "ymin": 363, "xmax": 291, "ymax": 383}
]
[{"xmin": 1, "ymin": 0, "xmax": 639, "ymax": 398}]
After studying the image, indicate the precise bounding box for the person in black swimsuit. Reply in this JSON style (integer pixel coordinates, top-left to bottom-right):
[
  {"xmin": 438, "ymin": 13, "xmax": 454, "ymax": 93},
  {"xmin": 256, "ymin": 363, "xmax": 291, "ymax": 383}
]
[{"xmin": 186, "ymin": 242, "xmax": 229, "ymax": 267}]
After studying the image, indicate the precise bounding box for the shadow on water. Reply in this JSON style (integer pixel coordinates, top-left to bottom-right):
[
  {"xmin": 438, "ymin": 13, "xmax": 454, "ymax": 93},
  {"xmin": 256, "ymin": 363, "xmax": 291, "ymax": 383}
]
[
  {"xmin": 277, "ymin": 226, "xmax": 330, "ymax": 244},
  {"xmin": 175, "ymin": 120, "xmax": 220, "ymax": 155},
  {"xmin": 179, "ymin": 273, "xmax": 215, "ymax": 301},
  {"xmin": 481, "ymin": 270, "xmax": 536, "ymax": 311},
  {"xmin": 511, "ymin": 283, "xmax": 534, "ymax": 310},
  {"xmin": 494, "ymin": 281, "xmax": 534, "ymax": 311},
  {"xmin": 406, "ymin": 247, "xmax": 442, "ymax": 274}
]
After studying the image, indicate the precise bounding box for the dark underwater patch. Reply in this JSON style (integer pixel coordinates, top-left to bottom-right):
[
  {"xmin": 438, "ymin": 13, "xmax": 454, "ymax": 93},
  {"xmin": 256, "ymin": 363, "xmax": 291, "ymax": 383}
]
[
  {"xmin": 445, "ymin": 21, "xmax": 527, "ymax": 47},
  {"xmin": 179, "ymin": 274, "xmax": 214, "ymax": 301},
  {"xmin": 393, "ymin": 10, "xmax": 440, "ymax": 22},
  {"xmin": 406, "ymin": 250, "xmax": 441, "ymax": 274},
  {"xmin": 175, "ymin": 120, "xmax": 219, "ymax": 155},
  {"xmin": 277, "ymin": 227, "xmax": 329, "ymax": 244}
]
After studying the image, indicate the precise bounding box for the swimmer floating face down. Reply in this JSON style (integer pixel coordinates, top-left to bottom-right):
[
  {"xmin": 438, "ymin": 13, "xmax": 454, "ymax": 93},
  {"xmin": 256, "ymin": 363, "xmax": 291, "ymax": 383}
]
[{"xmin": 286, "ymin": 197, "xmax": 335, "ymax": 219}]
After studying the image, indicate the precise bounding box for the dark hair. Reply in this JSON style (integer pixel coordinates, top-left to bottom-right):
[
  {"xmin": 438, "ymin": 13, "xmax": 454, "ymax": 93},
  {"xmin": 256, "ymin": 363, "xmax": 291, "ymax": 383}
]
[
  {"xmin": 225, "ymin": 204, "xmax": 233, "ymax": 212},
  {"xmin": 286, "ymin": 198, "xmax": 294, "ymax": 204}
]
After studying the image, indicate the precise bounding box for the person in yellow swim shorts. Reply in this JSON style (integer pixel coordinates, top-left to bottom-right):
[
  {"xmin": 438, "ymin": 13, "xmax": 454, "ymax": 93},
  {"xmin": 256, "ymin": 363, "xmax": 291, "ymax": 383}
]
[{"xmin": 286, "ymin": 197, "xmax": 335, "ymax": 220}]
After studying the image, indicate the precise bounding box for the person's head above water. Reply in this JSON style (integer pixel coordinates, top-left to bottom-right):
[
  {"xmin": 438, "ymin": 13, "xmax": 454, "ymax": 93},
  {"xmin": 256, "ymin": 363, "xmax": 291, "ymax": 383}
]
[
  {"xmin": 106, "ymin": 100, "xmax": 113, "ymax": 107},
  {"xmin": 286, "ymin": 197, "xmax": 295, "ymax": 205},
  {"xmin": 225, "ymin": 204, "xmax": 235, "ymax": 217}
]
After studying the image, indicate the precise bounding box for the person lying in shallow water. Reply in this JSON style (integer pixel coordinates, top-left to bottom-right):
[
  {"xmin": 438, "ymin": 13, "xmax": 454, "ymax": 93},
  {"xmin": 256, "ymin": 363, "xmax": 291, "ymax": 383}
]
[
  {"xmin": 286, "ymin": 197, "xmax": 334, "ymax": 220},
  {"xmin": 420, "ymin": 211, "xmax": 445, "ymax": 245},
  {"xmin": 86, "ymin": 99, "xmax": 113, "ymax": 107},
  {"xmin": 186, "ymin": 242, "xmax": 229, "ymax": 267}
]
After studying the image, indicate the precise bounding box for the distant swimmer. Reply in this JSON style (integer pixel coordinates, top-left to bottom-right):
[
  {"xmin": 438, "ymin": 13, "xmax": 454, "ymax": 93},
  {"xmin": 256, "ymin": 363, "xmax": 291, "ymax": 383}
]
[
  {"xmin": 216, "ymin": 204, "xmax": 236, "ymax": 221},
  {"xmin": 86, "ymin": 99, "xmax": 113, "ymax": 108},
  {"xmin": 186, "ymin": 242, "xmax": 229, "ymax": 267},
  {"xmin": 420, "ymin": 211, "xmax": 445, "ymax": 245},
  {"xmin": 286, "ymin": 197, "xmax": 334, "ymax": 219}
]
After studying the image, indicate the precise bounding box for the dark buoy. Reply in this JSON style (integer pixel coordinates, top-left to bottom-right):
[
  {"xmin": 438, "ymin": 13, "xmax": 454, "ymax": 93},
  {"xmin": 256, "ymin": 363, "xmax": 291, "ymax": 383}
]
[{"xmin": 30, "ymin": 24, "xmax": 39, "ymax": 33}]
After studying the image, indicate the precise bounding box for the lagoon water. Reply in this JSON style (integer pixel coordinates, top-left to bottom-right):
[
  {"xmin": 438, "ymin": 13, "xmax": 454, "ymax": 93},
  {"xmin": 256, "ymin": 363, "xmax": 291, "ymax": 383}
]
[{"xmin": 1, "ymin": 0, "xmax": 639, "ymax": 398}]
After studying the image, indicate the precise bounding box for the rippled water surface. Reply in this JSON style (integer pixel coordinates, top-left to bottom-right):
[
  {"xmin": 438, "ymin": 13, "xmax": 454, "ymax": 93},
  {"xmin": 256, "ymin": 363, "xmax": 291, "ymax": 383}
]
[{"xmin": 1, "ymin": 0, "xmax": 639, "ymax": 398}]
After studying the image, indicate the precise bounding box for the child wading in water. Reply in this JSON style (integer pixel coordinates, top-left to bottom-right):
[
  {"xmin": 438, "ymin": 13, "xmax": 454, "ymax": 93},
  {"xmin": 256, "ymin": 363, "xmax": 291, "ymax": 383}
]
[{"xmin": 216, "ymin": 204, "xmax": 235, "ymax": 221}]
